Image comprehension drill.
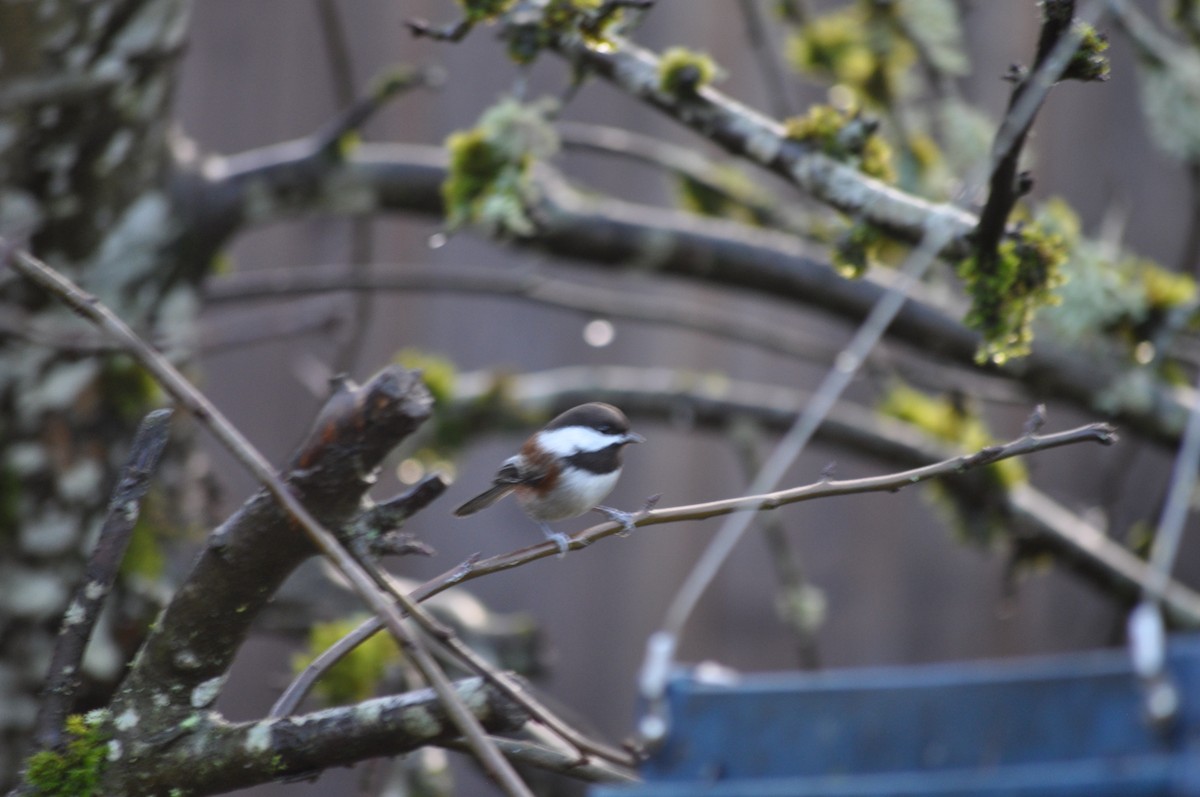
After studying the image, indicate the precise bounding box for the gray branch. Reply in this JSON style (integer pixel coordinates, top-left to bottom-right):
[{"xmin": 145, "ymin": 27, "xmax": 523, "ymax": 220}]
[
  {"xmin": 538, "ymin": 26, "xmax": 979, "ymax": 253},
  {"xmin": 190, "ymin": 143, "xmax": 1190, "ymax": 448},
  {"xmin": 122, "ymin": 677, "xmax": 525, "ymax": 796}
]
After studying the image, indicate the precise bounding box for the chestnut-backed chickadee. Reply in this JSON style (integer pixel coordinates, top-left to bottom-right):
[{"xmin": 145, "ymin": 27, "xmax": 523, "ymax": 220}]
[{"xmin": 453, "ymin": 403, "xmax": 644, "ymax": 555}]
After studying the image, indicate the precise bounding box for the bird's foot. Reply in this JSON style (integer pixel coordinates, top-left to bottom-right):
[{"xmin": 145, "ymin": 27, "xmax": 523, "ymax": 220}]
[
  {"xmin": 539, "ymin": 523, "xmax": 572, "ymax": 558},
  {"xmin": 594, "ymin": 495, "xmax": 658, "ymax": 538}
]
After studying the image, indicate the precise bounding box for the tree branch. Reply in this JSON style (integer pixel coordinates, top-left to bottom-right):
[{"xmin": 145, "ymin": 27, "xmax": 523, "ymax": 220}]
[
  {"xmin": 203, "ymin": 262, "xmax": 843, "ymax": 366},
  {"xmin": 191, "ymin": 143, "xmax": 1192, "ymax": 447},
  {"xmin": 32, "ymin": 409, "xmax": 174, "ymax": 751},
  {"xmin": 312, "ymin": 391, "xmax": 1196, "ymax": 717},
  {"xmin": 972, "ymin": 0, "xmax": 1079, "ymax": 274},
  {"xmin": 3, "ymin": 243, "xmax": 535, "ymax": 797},
  {"xmin": 426, "ymin": 422, "xmax": 1118, "ymax": 569},
  {"xmin": 131, "ymin": 677, "xmax": 525, "ymax": 796},
  {"xmin": 534, "ymin": 24, "xmax": 979, "ymax": 253}
]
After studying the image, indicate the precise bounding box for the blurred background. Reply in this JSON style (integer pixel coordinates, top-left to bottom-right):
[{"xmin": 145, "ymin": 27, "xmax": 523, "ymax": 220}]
[{"xmin": 169, "ymin": 1, "xmax": 1194, "ymax": 793}]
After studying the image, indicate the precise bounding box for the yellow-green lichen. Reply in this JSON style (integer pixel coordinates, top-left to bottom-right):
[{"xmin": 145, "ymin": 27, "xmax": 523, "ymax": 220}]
[
  {"xmin": 832, "ymin": 221, "xmax": 883, "ymax": 277},
  {"xmin": 23, "ymin": 714, "xmax": 110, "ymax": 796},
  {"xmin": 1064, "ymin": 21, "xmax": 1110, "ymax": 82},
  {"xmin": 658, "ymin": 47, "xmax": 720, "ymax": 95},
  {"xmin": 1139, "ymin": 259, "xmax": 1197, "ymax": 311},
  {"xmin": 98, "ymin": 356, "xmax": 163, "ymax": 424},
  {"xmin": 674, "ymin": 165, "xmax": 765, "ymax": 225},
  {"xmin": 394, "ymin": 348, "xmax": 457, "ymax": 407},
  {"xmin": 292, "ymin": 615, "xmax": 402, "ymax": 705},
  {"xmin": 958, "ymin": 222, "xmax": 1069, "ymax": 364},
  {"xmin": 119, "ymin": 496, "xmax": 167, "ymax": 583},
  {"xmin": 786, "ymin": 3, "xmax": 915, "ymax": 108},
  {"xmin": 503, "ymin": 0, "xmax": 623, "ymax": 64},
  {"xmin": 457, "ymin": 0, "xmax": 514, "ymax": 23},
  {"xmin": 441, "ymin": 96, "xmax": 559, "ymax": 236},
  {"xmin": 784, "ymin": 104, "xmax": 896, "ymax": 182}
]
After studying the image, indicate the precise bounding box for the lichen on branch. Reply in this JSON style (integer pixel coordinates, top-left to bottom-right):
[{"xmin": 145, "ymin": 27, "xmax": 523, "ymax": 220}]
[
  {"xmin": 957, "ymin": 221, "xmax": 1069, "ymax": 364},
  {"xmin": 441, "ymin": 96, "xmax": 560, "ymax": 236}
]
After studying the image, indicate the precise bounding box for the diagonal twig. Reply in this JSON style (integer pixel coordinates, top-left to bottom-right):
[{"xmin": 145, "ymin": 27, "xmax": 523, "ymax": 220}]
[
  {"xmin": 2, "ymin": 241, "xmax": 535, "ymax": 797},
  {"xmin": 347, "ymin": 555, "xmax": 639, "ymax": 770}
]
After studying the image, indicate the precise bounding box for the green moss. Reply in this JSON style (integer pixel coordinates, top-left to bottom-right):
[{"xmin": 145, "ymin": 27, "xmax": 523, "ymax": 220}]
[
  {"xmin": 958, "ymin": 222, "xmax": 1069, "ymax": 364},
  {"xmin": 1139, "ymin": 260, "xmax": 1197, "ymax": 310},
  {"xmin": 784, "ymin": 104, "xmax": 896, "ymax": 182},
  {"xmin": 119, "ymin": 496, "xmax": 167, "ymax": 582},
  {"xmin": 441, "ymin": 97, "xmax": 559, "ymax": 235},
  {"xmin": 860, "ymin": 134, "xmax": 896, "ymax": 182},
  {"xmin": 832, "ymin": 222, "xmax": 883, "ymax": 277},
  {"xmin": 292, "ymin": 615, "xmax": 402, "ymax": 705},
  {"xmin": 394, "ymin": 348, "xmax": 457, "ymax": 407},
  {"xmin": 785, "ymin": 3, "xmax": 915, "ymax": 107},
  {"xmin": 457, "ymin": 0, "xmax": 514, "ymax": 23},
  {"xmin": 674, "ymin": 166, "xmax": 764, "ymax": 224},
  {"xmin": 442, "ymin": 129, "xmax": 511, "ymax": 231},
  {"xmin": 99, "ymin": 356, "xmax": 162, "ymax": 424},
  {"xmin": 658, "ymin": 47, "xmax": 719, "ymax": 95},
  {"xmin": 503, "ymin": 0, "xmax": 618, "ymax": 64},
  {"xmin": 1064, "ymin": 21, "xmax": 1110, "ymax": 82},
  {"xmin": 23, "ymin": 714, "xmax": 110, "ymax": 796},
  {"xmin": 879, "ymin": 383, "xmax": 1026, "ymax": 546}
]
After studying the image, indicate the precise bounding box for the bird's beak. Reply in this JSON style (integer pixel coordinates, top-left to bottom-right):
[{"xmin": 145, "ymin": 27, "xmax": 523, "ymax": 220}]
[{"xmin": 624, "ymin": 432, "xmax": 645, "ymax": 444}]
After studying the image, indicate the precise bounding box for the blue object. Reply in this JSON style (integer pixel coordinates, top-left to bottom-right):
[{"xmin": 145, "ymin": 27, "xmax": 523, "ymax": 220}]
[{"xmin": 594, "ymin": 636, "xmax": 1200, "ymax": 796}]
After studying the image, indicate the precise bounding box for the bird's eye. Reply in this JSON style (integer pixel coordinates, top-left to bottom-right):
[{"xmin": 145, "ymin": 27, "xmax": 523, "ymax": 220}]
[{"xmin": 598, "ymin": 425, "xmax": 614, "ymax": 434}]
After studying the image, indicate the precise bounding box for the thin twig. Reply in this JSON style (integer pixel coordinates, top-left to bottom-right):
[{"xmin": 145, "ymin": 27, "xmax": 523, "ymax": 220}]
[
  {"xmin": 204, "ymin": 263, "xmax": 842, "ymax": 366},
  {"xmin": 2, "ymin": 242, "xmax": 535, "ymax": 797},
  {"xmin": 353, "ymin": 558, "xmax": 639, "ymax": 769},
  {"xmin": 32, "ymin": 408, "xmax": 174, "ymax": 750},
  {"xmin": 737, "ymin": 0, "xmax": 797, "ymax": 119},
  {"xmin": 557, "ymin": 122, "xmax": 810, "ymax": 235},
  {"xmin": 424, "ymin": 423, "xmax": 1117, "ymax": 572},
  {"xmin": 313, "ymin": 0, "xmax": 378, "ymax": 376},
  {"xmin": 438, "ymin": 736, "xmax": 639, "ymax": 784},
  {"xmin": 303, "ymin": 419, "xmax": 1128, "ymax": 715}
]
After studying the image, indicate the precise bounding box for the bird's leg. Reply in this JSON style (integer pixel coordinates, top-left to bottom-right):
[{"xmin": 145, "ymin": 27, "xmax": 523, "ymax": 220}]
[{"xmin": 538, "ymin": 522, "xmax": 571, "ymax": 558}]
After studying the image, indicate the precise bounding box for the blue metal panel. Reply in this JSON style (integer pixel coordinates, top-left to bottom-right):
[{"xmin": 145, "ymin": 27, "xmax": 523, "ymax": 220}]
[{"xmin": 594, "ymin": 636, "xmax": 1200, "ymax": 797}]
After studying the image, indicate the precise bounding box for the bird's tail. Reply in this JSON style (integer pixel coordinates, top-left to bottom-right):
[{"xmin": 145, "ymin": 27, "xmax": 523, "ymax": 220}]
[{"xmin": 453, "ymin": 484, "xmax": 515, "ymax": 517}]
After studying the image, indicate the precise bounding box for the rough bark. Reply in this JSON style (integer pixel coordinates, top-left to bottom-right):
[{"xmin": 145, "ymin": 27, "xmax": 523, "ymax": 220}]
[{"xmin": 0, "ymin": 1, "xmax": 191, "ymax": 785}]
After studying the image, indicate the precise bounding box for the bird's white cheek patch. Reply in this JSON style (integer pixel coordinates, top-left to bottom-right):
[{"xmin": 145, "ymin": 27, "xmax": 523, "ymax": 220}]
[{"xmin": 536, "ymin": 426, "xmax": 625, "ymax": 457}]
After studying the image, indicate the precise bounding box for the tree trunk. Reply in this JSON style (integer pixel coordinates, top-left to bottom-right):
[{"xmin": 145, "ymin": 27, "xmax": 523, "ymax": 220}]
[{"xmin": 0, "ymin": 1, "xmax": 191, "ymax": 785}]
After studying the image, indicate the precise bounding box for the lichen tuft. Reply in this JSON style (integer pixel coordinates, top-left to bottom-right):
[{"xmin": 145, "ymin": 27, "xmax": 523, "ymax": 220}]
[
  {"xmin": 23, "ymin": 714, "xmax": 110, "ymax": 796},
  {"xmin": 658, "ymin": 47, "xmax": 720, "ymax": 95}
]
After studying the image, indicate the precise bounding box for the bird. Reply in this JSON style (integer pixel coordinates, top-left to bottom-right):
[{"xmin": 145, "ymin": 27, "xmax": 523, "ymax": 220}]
[{"xmin": 453, "ymin": 403, "xmax": 644, "ymax": 556}]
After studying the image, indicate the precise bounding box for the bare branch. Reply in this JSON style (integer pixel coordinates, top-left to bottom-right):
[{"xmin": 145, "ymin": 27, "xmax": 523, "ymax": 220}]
[
  {"xmin": 736, "ymin": 0, "xmax": 798, "ymax": 119},
  {"xmin": 32, "ymin": 409, "xmax": 174, "ymax": 751},
  {"xmin": 447, "ymin": 367, "xmax": 1200, "ymax": 624},
  {"xmin": 439, "ymin": 736, "xmax": 639, "ymax": 785}
]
